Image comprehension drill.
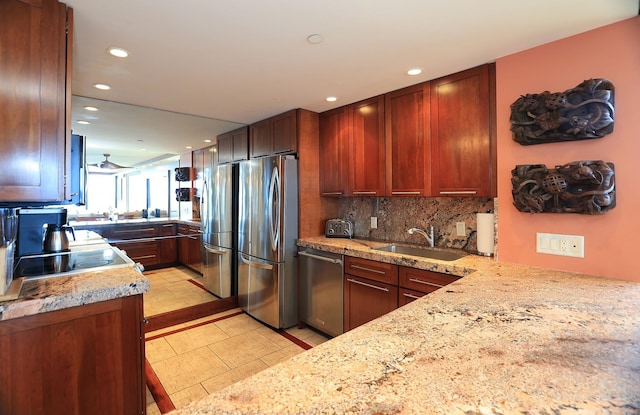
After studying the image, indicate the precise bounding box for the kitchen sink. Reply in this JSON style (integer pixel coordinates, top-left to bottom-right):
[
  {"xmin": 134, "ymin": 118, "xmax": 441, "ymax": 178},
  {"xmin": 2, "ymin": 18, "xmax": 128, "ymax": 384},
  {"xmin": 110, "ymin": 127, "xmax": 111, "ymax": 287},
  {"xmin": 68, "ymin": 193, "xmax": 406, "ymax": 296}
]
[{"xmin": 372, "ymin": 245, "xmax": 467, "ymax": 261}]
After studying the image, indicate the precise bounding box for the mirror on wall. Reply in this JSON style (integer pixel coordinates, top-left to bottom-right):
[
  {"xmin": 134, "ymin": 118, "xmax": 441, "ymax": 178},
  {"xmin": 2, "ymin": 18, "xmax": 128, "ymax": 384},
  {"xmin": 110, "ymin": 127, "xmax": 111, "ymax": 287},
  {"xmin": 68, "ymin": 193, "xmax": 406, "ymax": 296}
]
[{"xmin": 69, "ymin": 96, "xmax": 246, "ymax": 219}]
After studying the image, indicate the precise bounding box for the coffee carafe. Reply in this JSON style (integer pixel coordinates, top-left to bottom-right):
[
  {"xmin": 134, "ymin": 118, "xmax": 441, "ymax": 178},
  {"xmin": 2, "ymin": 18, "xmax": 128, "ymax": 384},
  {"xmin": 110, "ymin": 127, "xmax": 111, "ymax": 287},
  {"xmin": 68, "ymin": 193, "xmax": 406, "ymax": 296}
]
[{"xmin": 43, "ymin": 224, "xmax": 75, "ymax": 253}]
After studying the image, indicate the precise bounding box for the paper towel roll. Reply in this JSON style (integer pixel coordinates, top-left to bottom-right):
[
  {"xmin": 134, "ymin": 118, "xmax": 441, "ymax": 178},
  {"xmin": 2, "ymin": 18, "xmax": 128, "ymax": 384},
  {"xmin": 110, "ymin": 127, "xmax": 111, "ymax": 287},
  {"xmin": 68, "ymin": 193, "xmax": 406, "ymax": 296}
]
[{"xmin": 477, "ymin": 213, "xmax": 495, "ymax": 255}]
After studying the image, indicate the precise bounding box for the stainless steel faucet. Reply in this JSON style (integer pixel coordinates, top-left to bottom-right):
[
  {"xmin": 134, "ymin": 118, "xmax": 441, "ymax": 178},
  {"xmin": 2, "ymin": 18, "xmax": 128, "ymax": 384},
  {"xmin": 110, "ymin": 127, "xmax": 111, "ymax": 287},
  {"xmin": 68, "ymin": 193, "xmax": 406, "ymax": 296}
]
[{"xmin": 407, "ymin": 225, "xmax": 434, "ymax": 248}]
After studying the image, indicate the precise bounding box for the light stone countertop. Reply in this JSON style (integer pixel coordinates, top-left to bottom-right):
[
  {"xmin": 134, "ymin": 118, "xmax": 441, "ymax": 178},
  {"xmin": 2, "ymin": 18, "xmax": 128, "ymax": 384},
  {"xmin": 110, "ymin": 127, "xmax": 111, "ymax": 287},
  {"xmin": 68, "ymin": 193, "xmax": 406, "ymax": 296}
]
[
  {"xmin": 170, "ymin": 237, "xmax": 640, "ymax": 415},
  {"xmin": 0, "ymin": 265, "xmax": 148, "ymax": 321}
]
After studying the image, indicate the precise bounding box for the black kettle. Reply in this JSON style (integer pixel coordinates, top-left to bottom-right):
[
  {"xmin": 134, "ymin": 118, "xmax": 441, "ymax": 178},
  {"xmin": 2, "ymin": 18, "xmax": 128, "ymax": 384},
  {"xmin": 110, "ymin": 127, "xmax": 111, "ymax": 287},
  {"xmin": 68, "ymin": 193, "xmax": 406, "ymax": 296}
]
[{"xmin": 43, "ymin": 224, "xmax": 75, "ymax": 253}]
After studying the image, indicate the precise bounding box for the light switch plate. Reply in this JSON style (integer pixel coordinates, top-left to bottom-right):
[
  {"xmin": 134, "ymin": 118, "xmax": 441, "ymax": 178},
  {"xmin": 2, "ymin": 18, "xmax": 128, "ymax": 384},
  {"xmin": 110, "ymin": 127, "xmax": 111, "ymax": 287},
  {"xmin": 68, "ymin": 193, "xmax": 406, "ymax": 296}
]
[
  {"xmin": 536, "ymin": 232, "xmax": 584, "ymax": 258},
  {"xmin": 456, "ymin": 222, "xmax": 466, "ymax": 236},
  {"xmin": 370, "ymin": 217, "xmax": 378, "ymax": 229}
]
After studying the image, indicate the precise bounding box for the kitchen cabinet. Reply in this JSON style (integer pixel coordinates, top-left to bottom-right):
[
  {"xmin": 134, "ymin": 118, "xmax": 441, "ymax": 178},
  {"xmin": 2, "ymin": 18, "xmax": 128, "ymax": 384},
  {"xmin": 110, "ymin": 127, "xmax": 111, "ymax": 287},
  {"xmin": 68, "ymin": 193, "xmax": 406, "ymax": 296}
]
[
  {"xmin": 178, "ymin": 223, "xmax": 202, "ymax": 273},
  {"xmin": 385, "ymin": 82, "xmax": 432, "ymax": 196},
  {"xmin": 0, "ymin": 295, "xmax": 145, "ymax": 415},
  {"xmin": 217, "ymin": 126, "xmax": 249, "ymax": 163},
  {"xmin": 250, "ymin": 109, "xmax": 297, "ymax": 158},
  {"xmin": 398, "ymin": 266, "xmax": 460, "ymax": 306},
  {"xmin": 319, "ymin": 96, "xmax": 385, "ymax": 197},
  {"xmin": 343, "ymin": 256, "xmax": 398, "ymax": 331},
  {"xmin": 157, "ymin": 223, "xmax": 178, "ymax": 266},
  {"xmin": 0, "ymin": 0, "xmax": 73, "ymax": 203},
  {"xmin": 431, "ymin": 64, "xmax": 497, "ymax": 197}
]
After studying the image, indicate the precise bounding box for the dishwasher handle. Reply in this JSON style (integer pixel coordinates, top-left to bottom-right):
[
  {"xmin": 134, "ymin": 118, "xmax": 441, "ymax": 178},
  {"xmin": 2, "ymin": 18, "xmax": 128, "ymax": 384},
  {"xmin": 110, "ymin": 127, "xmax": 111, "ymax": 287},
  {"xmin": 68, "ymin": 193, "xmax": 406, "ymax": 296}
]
[{"xmin": 297, "ymin": 251, "xmax": 343, "ymax": 265}]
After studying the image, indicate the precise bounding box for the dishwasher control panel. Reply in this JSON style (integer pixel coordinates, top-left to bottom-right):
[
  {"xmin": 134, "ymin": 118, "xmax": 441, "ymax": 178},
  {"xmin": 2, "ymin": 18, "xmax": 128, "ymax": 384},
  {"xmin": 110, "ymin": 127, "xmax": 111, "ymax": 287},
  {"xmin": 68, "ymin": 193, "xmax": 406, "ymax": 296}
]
[{"xmin": 325, "ymin": 219, "xmax": 353, "ymax": 238}]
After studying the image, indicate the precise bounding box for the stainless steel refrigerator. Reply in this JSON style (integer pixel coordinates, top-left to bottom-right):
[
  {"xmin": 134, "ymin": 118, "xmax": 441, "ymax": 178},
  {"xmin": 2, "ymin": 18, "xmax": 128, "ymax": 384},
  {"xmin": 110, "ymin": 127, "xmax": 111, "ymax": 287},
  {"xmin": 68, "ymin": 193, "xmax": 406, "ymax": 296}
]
[
  {"xmin": 237, "ymin": 155, "xmax": 298, "ymax": 329},
  {"xmin": 201, "ymin": 153, "xmax": 235, "ymax": 298}
]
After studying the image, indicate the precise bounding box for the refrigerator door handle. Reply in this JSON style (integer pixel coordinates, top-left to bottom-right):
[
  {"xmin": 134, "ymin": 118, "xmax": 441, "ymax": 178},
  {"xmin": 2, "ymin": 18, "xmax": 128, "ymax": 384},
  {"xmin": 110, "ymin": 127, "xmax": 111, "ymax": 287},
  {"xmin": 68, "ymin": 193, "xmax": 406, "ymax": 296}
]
[
  {"xmin": 201, "ymin": 178, "xmax": 209, "ymax": 234},
  {"xmin": 204, "ymin": 245, "xmax": 228, "ymax": 255},
  {"xmin": 268, "ymin": 165, "xmax": 281, "ymax": 252},
  {"xmin": 239, "ymin": 253, "xmax": 274, "ymax": 271}
]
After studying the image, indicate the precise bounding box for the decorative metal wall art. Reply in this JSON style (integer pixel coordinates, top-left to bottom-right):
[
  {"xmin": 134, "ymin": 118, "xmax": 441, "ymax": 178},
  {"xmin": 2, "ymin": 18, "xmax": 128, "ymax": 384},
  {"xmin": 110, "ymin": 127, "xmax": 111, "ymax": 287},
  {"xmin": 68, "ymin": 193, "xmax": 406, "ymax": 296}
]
[
  {"xmin": 510, "ymin": 78, "xmax": 615, "ymax": 145},
  {"xmin": 511, "ymin": 160, "xmax": 615, "ymax": 214}
]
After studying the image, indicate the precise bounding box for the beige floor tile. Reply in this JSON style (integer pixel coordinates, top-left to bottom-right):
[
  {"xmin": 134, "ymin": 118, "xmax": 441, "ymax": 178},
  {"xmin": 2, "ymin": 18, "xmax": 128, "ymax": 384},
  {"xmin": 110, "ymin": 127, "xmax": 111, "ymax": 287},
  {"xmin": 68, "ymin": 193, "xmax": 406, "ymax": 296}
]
[
  {"xmin": 164, "ymin": 323, "xmax": 231, "ymax": 355},
  {"xmin": 146, "ymin": 337, "xmax": 178, "ymax": 363},
  {"xmin": 152, "ymin": 346, "xmax": 230, "ymax": 394},
  {"xmin": 146, "ymin": 402, "xmax": 162, "ymax": 415},
  {"xmin": 260, "ymin": 344, "xmax": 306, "ymax": 367},
  {"xmin": 208, "ymin": 330, "xmax": 282, "ymax": 369},
  {"xmin": 213, "ymin": 313, "xmax": 265, "ymax": 336},
  {"xmin": 201, "ymin": 359, "xmax": 269, "ymax": 394},
  {"xmin": 170, "ymin": 384, "xmax": 209, "ymax": 409},
  {"xmin": 302, "ymin": 330, "xmax": 332, "ymax": 347}
]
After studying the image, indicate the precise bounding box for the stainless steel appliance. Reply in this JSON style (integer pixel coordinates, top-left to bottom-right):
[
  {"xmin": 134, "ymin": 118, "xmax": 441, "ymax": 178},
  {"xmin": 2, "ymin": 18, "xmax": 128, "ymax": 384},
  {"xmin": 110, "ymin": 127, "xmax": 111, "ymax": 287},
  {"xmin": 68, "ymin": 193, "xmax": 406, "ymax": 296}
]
[
  {"xmin": 43, "ymin": 224, "xmax": 75, "ymax": 253},
  {"xmin": 298, "ymin": 248, "xmax": 344, "ymax": 337},
  {"xmin": 237, "ymin": 155, "xmax": 298, "ymax": 329},
  {"xmin": 200, "ymin": 149, "xmax": 235, "ymax": 298},
  {"xmin": 16, "ymin": 207, "xmax": 68, "ymax": 257},
  {"xmin": 325, "ymin": 219, "xmax": 353, "ymax": 238},
  {"xmin": 1, "ymin": 208, "xmax": 18, "ymax": 295}
]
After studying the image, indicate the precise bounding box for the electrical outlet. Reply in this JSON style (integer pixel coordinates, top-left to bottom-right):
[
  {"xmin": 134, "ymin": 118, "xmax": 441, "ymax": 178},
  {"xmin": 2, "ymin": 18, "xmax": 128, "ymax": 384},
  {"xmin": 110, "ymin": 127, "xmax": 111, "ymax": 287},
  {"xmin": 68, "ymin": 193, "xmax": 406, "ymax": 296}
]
[
  {"xmin": 456, "ymin": 222, "xmax": 466, "ymax": 237},
  {"xmin": 370, "ymin": 217, "xmax": 378, "ymax": 229},
  {"xmin": 536, "ymin": 233, "xmax": 584, "ymax": 258}
]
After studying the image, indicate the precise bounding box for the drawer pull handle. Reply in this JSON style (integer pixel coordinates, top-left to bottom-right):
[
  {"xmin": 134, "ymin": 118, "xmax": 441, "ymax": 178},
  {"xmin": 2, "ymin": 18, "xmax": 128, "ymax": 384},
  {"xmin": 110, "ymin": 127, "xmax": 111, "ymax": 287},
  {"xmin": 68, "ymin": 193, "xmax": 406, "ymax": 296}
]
[
  {"xmin": 409, "ymin": 278, "xmax": 444, "ymax": 288},
  {"xmin": 439, "ymin": 190, "xmax": 477, "ymax": 195},
  {"xmin": 391, "ymin": 191, "xmax": 420, "ymax": 195},
  {"xmin": 322, "ymin": 192, "xmax": 343, "ymax": 196},
  {"xmin": 347, "ymin": 278, "xmax": 389, "ymax": 292},
  {"xmin": 349, "ymin": 264, "xmax": 387, "ymax": 275},
  {"xmin": 113, "ymin": 228, "xmax": 155, "ymax": 234},
  {"xmin": 352, "ymin": 191, "xmax": 376, "ymax": 195},
  {"xmin": 298, "ymin": 251, "xmax": 343, "ymax": 265},
  {"xmin": 403, "ymin": 293, "xmax": 422, "ymax": 300}
]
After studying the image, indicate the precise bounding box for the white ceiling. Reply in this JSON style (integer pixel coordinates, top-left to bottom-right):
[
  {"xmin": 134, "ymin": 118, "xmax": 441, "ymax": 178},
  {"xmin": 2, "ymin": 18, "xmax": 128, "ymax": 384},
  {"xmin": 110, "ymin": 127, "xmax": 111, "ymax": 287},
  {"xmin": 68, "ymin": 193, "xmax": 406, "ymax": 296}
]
[{"xmin": 64, "ymin": 0, "xmax": 638, "ymax": 167}]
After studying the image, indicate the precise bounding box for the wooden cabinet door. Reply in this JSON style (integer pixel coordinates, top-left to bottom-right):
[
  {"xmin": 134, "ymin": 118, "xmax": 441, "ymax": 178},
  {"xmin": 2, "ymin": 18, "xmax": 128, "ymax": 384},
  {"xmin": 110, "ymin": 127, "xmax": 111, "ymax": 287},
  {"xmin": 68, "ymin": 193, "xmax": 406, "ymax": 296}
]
[
  {"xmin": 114, "ymin": 240, "xmax": 159, "ymax": 269},
  {"xmin": 157, "ymin": 223, "xmax": 178, "ymax": 266},
  {"xmin": 271, "ymin": 109, "xmax": 297, "ymax": 154},
  {"xmin": 218, "ymin": 126, "xmax": 249, "ymax": 163},
  {"xmin": 431, "ymin": 64, "xmax": 496, "ymax": 197},
  {"xmin": 0, "ymin": 0, "xmax": 71, "ymax": 203},
  {"xmin": 398, "ymin": 287, "xmax": 426, "ymax": 307},
  {"xmin": 319, "ymin": 106, "xmax": 350, "ymax": 196},
  {"xmin": 385, "ymin": 82, "xmax": 432, "ymax": 196},
  {"xmin": 344, "ymin": 274, "xmax": 398, "ymax": 331},
  {"xmin": 0, "ymin": 295, "xmax": 145, "ymax": 415},
  {"xmin": 250, "ymin": 118, "xmax": 272, "ymax": 158},
  {"xmin": 351, "ymin": 96, "xmax": 385, "ymax": 196}
]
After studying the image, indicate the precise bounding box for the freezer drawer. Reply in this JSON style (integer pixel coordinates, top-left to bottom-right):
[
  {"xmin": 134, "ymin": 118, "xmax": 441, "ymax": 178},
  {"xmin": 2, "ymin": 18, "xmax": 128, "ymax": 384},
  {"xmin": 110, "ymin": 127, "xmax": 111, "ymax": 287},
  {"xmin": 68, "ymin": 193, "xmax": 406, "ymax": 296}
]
[
  {"xmin": 298, "ymin": 248, "xmax": 344, "ymax": 337},
  {"xmin": 202, "ymin": 243, "xmax": 232, "ymax": 298}
]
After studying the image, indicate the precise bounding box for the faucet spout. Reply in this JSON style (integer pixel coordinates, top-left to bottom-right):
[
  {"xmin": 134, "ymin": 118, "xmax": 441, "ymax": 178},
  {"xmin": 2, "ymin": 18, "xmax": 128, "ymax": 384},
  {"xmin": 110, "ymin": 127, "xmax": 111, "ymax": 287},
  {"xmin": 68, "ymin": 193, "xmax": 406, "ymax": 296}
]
[{"xmin": 407, "ymin": 225, "xmax": 434, "ymax": 248}]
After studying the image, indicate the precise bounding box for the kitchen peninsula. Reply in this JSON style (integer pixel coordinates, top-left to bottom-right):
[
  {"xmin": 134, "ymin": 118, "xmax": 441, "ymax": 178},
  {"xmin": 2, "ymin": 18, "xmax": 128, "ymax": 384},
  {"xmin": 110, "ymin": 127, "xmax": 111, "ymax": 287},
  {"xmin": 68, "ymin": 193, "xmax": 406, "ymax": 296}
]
[{"xmin": 168, "ymin": 237, "xmax": 640, "ymax": 415}]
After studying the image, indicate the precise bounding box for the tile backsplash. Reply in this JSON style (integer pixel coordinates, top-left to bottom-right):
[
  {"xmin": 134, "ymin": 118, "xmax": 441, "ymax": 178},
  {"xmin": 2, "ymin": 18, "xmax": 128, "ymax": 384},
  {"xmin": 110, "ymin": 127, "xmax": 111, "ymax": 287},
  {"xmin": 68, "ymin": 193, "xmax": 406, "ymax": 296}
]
[{"xmin": 338, "ymin": 197, "xmax": 495, "ymax": 252}]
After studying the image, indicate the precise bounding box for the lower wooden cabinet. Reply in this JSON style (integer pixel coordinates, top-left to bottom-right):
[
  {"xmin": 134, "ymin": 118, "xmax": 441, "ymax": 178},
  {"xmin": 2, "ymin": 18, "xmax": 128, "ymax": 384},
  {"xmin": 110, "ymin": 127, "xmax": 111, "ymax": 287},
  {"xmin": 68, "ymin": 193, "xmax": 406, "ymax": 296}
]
[
  {"xmin": 343, "ymin": 256, "xmax": 399, "ymax": 331},
  {"xmin": 398, "ymin": 266, "xmax": 461, "ymax": 306},
  {"xmin": 0, "ymin": 295, "xmax": 145, "ymax": 415},
  {"xmin": 178, "ymin": 224, "xmax": 201, "ymax": 273}
]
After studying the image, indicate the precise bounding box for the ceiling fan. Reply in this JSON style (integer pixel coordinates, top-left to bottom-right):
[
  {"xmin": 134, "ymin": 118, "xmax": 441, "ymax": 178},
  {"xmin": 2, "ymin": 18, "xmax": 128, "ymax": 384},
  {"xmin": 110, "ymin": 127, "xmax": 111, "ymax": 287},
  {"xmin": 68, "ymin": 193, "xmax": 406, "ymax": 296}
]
[{"xmin": 89, "ymin": 153, "xmax": 130, "ymax": 170}]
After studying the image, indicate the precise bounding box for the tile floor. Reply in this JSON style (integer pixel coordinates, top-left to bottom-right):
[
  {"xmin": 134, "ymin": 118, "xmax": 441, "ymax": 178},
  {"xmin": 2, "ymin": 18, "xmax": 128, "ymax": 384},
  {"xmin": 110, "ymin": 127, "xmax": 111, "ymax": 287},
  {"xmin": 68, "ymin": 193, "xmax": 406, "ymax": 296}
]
[{"xmin": 143, "ymin": 267, "xmax": 331, "ymax": 414}]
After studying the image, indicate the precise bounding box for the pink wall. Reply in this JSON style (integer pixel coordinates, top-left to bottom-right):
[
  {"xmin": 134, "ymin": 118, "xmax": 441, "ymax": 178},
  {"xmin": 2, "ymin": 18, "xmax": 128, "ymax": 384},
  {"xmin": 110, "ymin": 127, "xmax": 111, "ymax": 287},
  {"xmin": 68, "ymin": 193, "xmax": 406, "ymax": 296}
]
[{"xmin": 495, "ymin": 17, "xmax": 640, "ymax": 282}]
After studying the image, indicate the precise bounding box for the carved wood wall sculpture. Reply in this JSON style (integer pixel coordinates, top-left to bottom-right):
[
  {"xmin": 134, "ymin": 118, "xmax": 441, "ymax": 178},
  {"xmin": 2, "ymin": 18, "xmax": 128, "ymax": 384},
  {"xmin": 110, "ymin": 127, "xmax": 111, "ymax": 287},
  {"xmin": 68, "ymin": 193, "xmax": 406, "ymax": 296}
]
[
  {"xmin": 510, "ymin": 78, "xmax": 615, "ymax": 145},
  {"xmin": 511, "ymin": 160, "xmax": 615, "ymax": 214}
]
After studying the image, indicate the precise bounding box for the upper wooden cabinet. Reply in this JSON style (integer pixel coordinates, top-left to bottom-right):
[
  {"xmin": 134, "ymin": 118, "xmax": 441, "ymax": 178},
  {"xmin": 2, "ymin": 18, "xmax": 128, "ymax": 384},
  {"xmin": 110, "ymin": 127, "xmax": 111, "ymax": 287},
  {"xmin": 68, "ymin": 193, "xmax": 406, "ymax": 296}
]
[
  {"xmin": 385, "ymin": 82, "xmax": 432, "ymax": 196},
  {"xmin": 0, "ymin": 0, "xmax": 73, "ymax": 203},
  {"xmin": 431, "ymin": 64, "xmax": 496, "ymax": 197},
  {"xmin": 217, "ymin": 126, "xmax": 249, "ymax": 164},
  {"xmin": 250, "ymin": 109, "xmax": 297, "ymax": 158},
  {"xmin": 319, "ymin": 96, "xmax": 385, "ymax": 197}
]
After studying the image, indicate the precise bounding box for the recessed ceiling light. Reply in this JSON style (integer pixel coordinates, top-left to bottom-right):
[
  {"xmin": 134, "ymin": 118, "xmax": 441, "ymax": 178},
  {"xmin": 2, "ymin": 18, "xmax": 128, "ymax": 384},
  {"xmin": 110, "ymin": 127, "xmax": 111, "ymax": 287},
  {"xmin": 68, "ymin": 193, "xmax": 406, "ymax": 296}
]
[
  {"xmin": 326, "ymin": 96, "xmax": 337, "ymax": 102},
  {"xmin": 185, "ymin": 146, "xmax": 192, "ymax": 149},
  {"xmin": 77, "ymin": 120, "xmax": 90, "ymax": 125},
  {"xmin": 407, "ymin": 68, "xmax": 423, "ymax": 76},
  {"xmin": 93, "ymin": 83, "xmax": 111, "ymax": 90},
  {"xmin": 307, "ymin": 34, "xmax": 324, "ymax": 44},
  {"xmin": 108, "ymin": 47, "xmax": 129, "ymax": 58},
  {"xmin": 84, "ymin": 106, "xmax": 98, "ymax": 111},
  {"xmin": 204, "ymin": 139, "xmax": 212, "ymax": 143}
]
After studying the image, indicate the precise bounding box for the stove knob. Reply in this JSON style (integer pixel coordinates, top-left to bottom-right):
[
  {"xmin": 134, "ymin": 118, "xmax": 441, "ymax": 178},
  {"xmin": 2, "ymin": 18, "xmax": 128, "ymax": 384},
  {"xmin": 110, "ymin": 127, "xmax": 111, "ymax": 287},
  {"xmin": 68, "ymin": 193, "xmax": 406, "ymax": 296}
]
[{"xmin": 134, "ymin": 262, "xmax": 145, "ymax": 272}]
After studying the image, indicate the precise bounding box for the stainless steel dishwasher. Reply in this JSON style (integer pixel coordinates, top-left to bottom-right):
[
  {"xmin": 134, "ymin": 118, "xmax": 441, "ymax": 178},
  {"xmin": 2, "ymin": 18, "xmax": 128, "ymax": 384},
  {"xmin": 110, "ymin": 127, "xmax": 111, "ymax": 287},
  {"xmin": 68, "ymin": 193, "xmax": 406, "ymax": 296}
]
[{"xmin": 298, "ymin": 248, "xmax": 344, "ymax": 337}]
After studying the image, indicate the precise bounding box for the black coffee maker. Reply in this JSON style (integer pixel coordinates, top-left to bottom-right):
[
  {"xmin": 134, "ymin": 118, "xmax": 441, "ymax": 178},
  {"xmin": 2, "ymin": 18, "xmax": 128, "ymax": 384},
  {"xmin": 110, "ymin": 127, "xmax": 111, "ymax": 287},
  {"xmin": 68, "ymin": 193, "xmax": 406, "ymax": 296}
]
[{"xmin": 16, "ymin": 208, "xmax": 68, "ymax": 257}]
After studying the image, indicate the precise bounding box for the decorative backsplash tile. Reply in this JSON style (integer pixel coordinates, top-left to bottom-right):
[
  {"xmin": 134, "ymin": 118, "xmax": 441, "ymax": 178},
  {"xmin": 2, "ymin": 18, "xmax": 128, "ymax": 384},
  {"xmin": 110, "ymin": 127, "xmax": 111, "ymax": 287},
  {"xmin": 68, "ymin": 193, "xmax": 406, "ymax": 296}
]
[{"xmin": 338, "ymin": 197, "xmax": 494, "ymax": 252}]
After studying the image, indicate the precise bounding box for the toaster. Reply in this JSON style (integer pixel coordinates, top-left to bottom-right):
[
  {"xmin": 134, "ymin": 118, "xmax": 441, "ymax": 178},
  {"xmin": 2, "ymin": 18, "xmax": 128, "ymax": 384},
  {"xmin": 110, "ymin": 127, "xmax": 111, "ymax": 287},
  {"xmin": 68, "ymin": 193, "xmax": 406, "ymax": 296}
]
[{"xmin": 325, "ymin": 219, "xmax": 353, "ymax": 238}]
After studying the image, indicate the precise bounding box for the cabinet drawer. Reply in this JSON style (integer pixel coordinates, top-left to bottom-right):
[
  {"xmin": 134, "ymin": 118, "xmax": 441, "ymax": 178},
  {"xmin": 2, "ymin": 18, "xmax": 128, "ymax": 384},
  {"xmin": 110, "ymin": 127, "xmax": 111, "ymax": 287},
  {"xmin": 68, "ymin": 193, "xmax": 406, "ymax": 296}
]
[
  {"xmin": 398, "ymin": 287, "xmax": 426, "ymax": 307},
  {"xmin": 344, "ymin": 256, "xmax": 398, "ymax": 285},
  {"xmin": 399, "ymin": 267, "xmax": 460, "ymax": 293},
  {"xmin": 344, "ymin": 275, "xmax": 398, "ymax": 331},
  {"xmin": 157, "ymin": 223, "xmax": 176, "ymax": 236},
  {"xmin": 110, "ymin": 225, "xmax": 157, "ymax": 240},
  {"xmin": 113, "ymin": 240, "xmax": 158, "ymax": 266}
]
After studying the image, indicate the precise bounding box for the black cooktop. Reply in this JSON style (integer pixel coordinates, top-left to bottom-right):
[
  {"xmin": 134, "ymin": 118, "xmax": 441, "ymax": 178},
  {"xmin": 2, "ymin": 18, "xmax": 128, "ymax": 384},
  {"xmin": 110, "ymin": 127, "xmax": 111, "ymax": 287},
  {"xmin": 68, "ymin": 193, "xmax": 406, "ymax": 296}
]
[{"xmin": 14, "ymin": 246, "xmax": 133, "ymax": 278}]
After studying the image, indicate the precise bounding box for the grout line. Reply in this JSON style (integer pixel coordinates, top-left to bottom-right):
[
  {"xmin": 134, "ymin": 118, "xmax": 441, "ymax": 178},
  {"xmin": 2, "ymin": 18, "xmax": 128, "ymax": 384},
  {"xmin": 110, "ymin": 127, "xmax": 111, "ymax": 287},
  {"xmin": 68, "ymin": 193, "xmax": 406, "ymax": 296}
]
[
  {"xmin": 146, "ymin": 311, "xmax": 245, "ymax": 341},
  {"xmin": 145, "ymin": 358, "xmax": 175, "ymax": 414}
]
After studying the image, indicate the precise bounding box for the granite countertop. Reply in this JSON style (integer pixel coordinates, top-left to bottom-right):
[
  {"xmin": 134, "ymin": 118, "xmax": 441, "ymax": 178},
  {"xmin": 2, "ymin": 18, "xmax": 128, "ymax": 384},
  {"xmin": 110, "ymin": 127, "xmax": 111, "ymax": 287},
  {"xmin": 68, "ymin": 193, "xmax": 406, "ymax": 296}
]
[
  {"xmin": 70, "ymin": 217, "xmax": 201, "ymax": 227},
  {"xmin": 0, "ymin": 248, "xmax": 149, "ymax": 322},
  {"xmin": 171, "ymin": 237, "xmax": 640, "ymax": 415}
]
